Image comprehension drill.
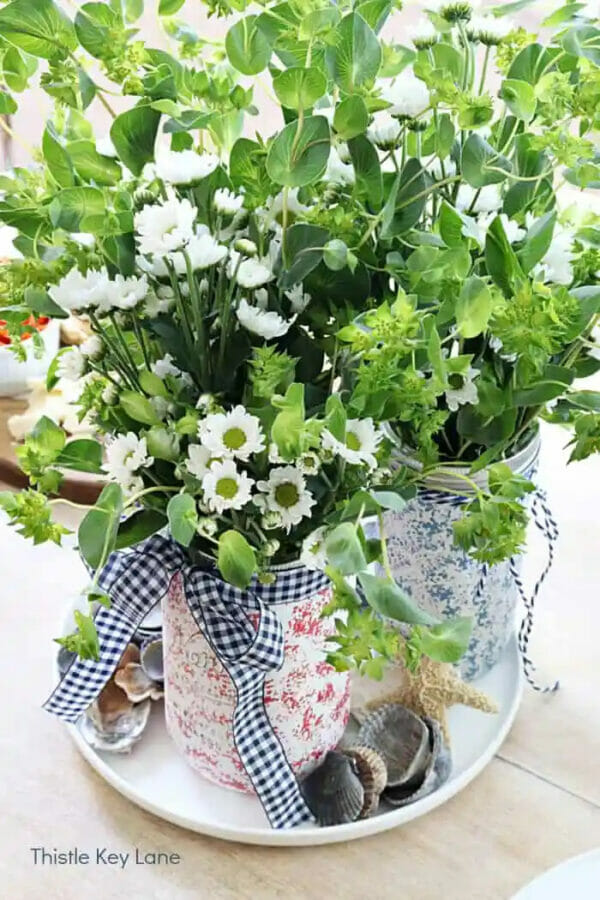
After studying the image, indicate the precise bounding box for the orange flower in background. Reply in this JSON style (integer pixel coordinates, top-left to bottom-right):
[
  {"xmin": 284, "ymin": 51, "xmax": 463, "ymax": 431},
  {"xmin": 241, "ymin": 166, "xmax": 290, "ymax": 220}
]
[{"xmin": 0, "ymin": 315, "xmax": 50, "ymax": 346}]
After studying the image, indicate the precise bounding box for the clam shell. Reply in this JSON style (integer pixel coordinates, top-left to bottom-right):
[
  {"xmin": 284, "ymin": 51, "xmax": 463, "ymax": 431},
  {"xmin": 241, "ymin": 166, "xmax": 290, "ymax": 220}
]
[
  {"xmin": 140, "ymin": 638, "xmax": 164, "ymax": 682},
  {"xmin": 114, "ymin": 662, "xmax": 164, "ymax": 703},
  {"xmin": 57, "ymin": 646, "xmax": 77, "ymax": 677},
  {"xmin": 344, "ymin": 746, "xmax": 388, "ymax": 818},
  {"xmin": 357, "ymin": 703, "xmax": 431, "ymax": 788},
  {"xmin": 82, "ymin": 681, "xmax": 151, "ymax": 753},
  {"xmin": 383, "ymin": 717, "xmax": 452, "ymax": 807},
  {"xmin": 301, "ymin": 751, "xmax": 364, "ymax": 826}
]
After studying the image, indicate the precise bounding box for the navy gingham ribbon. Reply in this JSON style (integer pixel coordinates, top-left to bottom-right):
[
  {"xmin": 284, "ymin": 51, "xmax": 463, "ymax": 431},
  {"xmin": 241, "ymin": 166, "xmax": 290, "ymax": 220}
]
[
  {"xmin": 419, "ymin": 484, "xmax": 560, "ymax": 693},
  {"xmin": 45, "ymin": 533, "xmax": 330, "ymax": 829}
]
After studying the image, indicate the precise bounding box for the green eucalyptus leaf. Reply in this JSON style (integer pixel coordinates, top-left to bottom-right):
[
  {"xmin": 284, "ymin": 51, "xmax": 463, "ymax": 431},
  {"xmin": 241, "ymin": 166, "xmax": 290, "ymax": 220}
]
[
  {"xmin": 485, "ymin": 214, "xmax": 524, "ymax": 296},
  {"xmin": 507, "ymin": 43, "xmax": 553, "ymax": 84},
  {"xmin": 115, "ymin": 508, "xmax": 167, "ymax": 550},
  {"xmin": 68, "ymin": 139, "xmax": 122, "ymax": 185},
  {"xmin": 139, "ymin": 370, "xmax": 168, "ymax": 399},
  {"xmin": 439, "ymin": 201, "xmax": 480, "ymax": 248},
  {"xmin": 333, "ymin": 95, "xmax": 369, "ymax": 140},
  {"xmin": 513, "ymin": 364, "xmax": 574, "ymax": 405},
  {"xmin": 323, "ymin": 238, "xmax": 348, "ymax": 271},
  {"xmin": 110, "ymin": 104, "xmax": 161, "ymax": 176},
  {"xmin": 266, "ymin": 115, "xmax": 330, "ymax": 188},
  {"xmin": 218, "ymin": 530, "xmax": 257, "ymax": 588},
  {"xmin": 299, "ymin": 7, "xmax": 340, "ymax": 39},
  {"xmin": 49, "ymin": 187, "xmax": 105, "ymax": 232},
  {"xmin": 74, "ymin": 2, "xmax": 120, "ymax": 59},
  {"xmin": 462, "ymin": 134, "xmax": 512, "ymax": 188},
  {"xmin": 561, "ymin": 25, "xmax": 600, "ymax": 64},
  {"xmin": 499, "ymin": 78, "xmax": 536, "ymax": 122},
  {"xmin": 158, "ymin": 0, "xmax": 185, "ymax": 13},
  {"xmin": 55, "ymin": 439, "xmax": 104, "ymax": 474},
  {"xmin": 518, "ymin": 210, "xmax": 556, "ymax": 273},
  {"xmin": 358, "ymin": 572, "xmax": 438, "ymax": 625},
  {"xmin": 0, "ymin": 0, "xmax": 76, "ymax": 60},
  {"xmin": 167, "ymin": 494, "xmax": 197, "ymax": 548},
  {"xmin": 0, "ymin": 92, "xmax": 17, "ymax": 115},
  {"xmin": 330, "ymin": 12, "xmax": 381, "ymax": 94},
  {"xmin": 120, "ymin": 391, "xmax": 161, "ymax": 425},
  {"xmin": 3, "ymin": 46, "xmax": 35, "ymax": 92},
  {"xmin": 348, "ymin": 133, "xmax": 382, "ymax": 208},
  {"xmin": 325, "ymin": 522, "xmax": 367, "ymax": 575},
  {"xmin": 23, "ymin": 285, "xmax": 68, "ymax": 320},
  {"xmin": 225, "ymin": 15, "xmax": 272, "ymax": 76},
  {"xmin": 279, "ymin": 223, "xmax": 329, "ymax": 288},
  {"xmin": 78, "ymin": 483, "xmax": 123, "ymax": 570},
  {"xmin": 146, "ymin": 426, "xmax": 179, "ymax": 461},
  {"xmin": 386, "ymin": 158, "xmax": 426, "ymax": 236},
  {"xmin": 567, "ymin": 390, "xmax": 600, "ymax": 412},
  {"xmin": 272, "ymin": 66, "xmax": 327, "ymax": 110},
  {"xmin": 42, "ymin": 125, "xmax": 74, "ymax": 188},
  {"xmin": 355, "ymin": 0, "xmax": 392, "ymax": 33},
  {"xmin": 456, "ymin": 276, "xmax": 492, "ymax": 339},
  {"xmin": 415, "ymin": 617, "xmax": 473, "ymax": 663}
]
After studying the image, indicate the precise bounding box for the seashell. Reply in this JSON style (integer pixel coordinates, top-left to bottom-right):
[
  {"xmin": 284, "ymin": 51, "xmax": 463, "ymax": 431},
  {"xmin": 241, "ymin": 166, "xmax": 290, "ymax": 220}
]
[
  {"xmin": 57, "ymin": 645, "xmax": 77, "ymax": 677},
  {"xmin": 140, "ymin": 638, "xmax": 164, "ymax": 682},
  {"xmin": 343, "ymin": 745, "xmax": 388, "ymax": 818},
  {"xmin": 119, "ymin": 642, "xmax": 141, "ymax": 668},
  {"xmin": 383, "ymin": 717, "xmax": 452, "ymax": 808},
  {"xmin": 301, "ymin": 751, "xmax": 364, "ymax": 826},
  {"xmin": 81, "ymin": 680, "xmax": 151, "ymax": 753},
  {"xmin": 114, "ymin": 662, "xmax": 164, "ymax": 703},
  {"xmin": 357, "ymin": 703, "xmax": 431, "ymax": 788}
]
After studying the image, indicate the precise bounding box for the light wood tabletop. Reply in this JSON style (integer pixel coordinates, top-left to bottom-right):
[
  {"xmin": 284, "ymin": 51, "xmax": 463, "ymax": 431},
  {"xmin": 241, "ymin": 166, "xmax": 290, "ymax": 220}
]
[{"xmin": 1, "ymin": 420, "xmax": 599, "ymax": 900}]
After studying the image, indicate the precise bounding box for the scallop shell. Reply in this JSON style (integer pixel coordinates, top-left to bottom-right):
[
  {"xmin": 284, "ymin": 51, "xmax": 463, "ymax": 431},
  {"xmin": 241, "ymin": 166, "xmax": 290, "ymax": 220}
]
[
  {"xmin": 81, "ymin": 680, "xmax": 151, "ymax": 753},
  {"xmin": 343, "ymin": 745, "xmax": 388, "ymax": 818},
  {"xmin": 301, "ymin": 751, "xmax": 365, "ymax": 826},
  {"xmin": 383, "ymin": 717, "xmax": 452, "ymax": 807},
  {"xmin": 114, "ymin": 662, "xmax": 164, "ymax": 703},
  {"xmin": 140, "ymin": 638, "xmax": 164, "ymax": 682},
  {"xmin": 357, "ymin": 703, "xmax": 431, "ymax": 788}
]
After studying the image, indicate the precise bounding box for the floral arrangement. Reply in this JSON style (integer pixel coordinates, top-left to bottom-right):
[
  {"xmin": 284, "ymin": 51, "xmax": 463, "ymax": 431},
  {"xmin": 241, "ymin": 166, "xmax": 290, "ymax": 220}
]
[{"xmin": 0, "ymin": 0, "xmax": 598, "ymax": 673}]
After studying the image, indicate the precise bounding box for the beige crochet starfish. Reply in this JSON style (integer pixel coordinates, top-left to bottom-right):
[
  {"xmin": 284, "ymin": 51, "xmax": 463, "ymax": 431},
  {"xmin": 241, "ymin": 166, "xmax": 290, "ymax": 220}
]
[{"xmin": 366, "ymin": 655, "xmax": 499, "ymax": 745}]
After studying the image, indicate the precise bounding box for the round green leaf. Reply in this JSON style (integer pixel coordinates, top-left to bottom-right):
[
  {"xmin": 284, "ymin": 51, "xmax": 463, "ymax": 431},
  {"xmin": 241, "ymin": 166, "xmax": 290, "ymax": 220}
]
[
  {"xmin": 159, "ymin": 0, "xmax": 185, "ymax": 14},
  {"xmin": 461, "ymin": 133, "xmax": 512, "ymax": 188},
  {"xmin": 218, "ymin": 530, "xmax": 257, "ymax": 589},
  {"xmin": 78, "ymin": 483, "xmax": 123, "ymax": 570},
  {"xmin": 49, "ymin": 187, "xmax": 104, "ymax": 232},
  {"xmin": 323, "ymin": 238, "xmax": 348, "ymax": 271},
  {"xmin": 110, "ymin": 104, "xmax": 161, "ymax": 176},
  {"xmin": 499, "ymin": 78, "xmax": 536, "ymax": 122},
  {"xmin": 358, "ymin": 572, "xmax": 438, "ymax": 625},
  {"xmin": 330, "ymin": 12, "xmax": 381, "ymax": 94},
  {"xmin": 272, "ymin": 66, "xmax": 327, "ymax": 111},
  {"xmin": 120, "ymin": 391, "xmax": 161, "ymax": 426},
  {"xmin": 325, "ymin": 522, "xmax": 367, "ymax": 576},
  {"xmin": 0, "ymin": 0, "xmax": 76, "ymax": 60},
  {"xmin": 333, "ymin": 95, "xmax": 368, "ymax": 140},
  {"xmin": 456, "ymin": 276, "xmax": 492, "ymax": 339},
  {"xmin": 74, "ymin": 2, "xmax": 119, "ymax": 59},
  {"xmin": 225, "ymin": 15, "xmax": 272, "ymax": 76},
  {"xmin": 68, "ymin": 139, "xmax": 122, "ymax": 185},
  {"xmin": 167, "ymin": 494, "xmax": 198, "ymax": 548},
  {"xmin": 266, "ymin": 114, "xmax": 330, "ymax": 188}
]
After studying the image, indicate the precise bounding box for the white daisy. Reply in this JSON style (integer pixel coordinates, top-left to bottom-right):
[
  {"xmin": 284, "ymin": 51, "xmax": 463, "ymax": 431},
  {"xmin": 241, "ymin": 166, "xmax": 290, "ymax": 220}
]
[
  {"xmin": 323, "ymin": 146, "xmax": 355, "ymax": 185},
  {"xmin": 235, "ymin": 257, "xmax": 275, "ymax": 289},
  {"xmin": 214, "ymin": 188, "xmax": 245, "ymax": 215},
  {"xmin": 198, "ymin": 405, "xmax": 265, "ymax": 461},
  {"xmin": 202, "ymin": 459, "xmax": 254, "ymax": 513},
  {"xmin": 236, "ymin": 298, "xmax": 293, "ymax": 340},
  {"xmin": 533, "ymin": 225, "xmax": 574, "ymax": 286},
  {"xmin": 429, "ymin": 157, "xmax": 457, "ymax": 181},
  {"xmin": 57, "ymin": 347, "xmax": 86, "ymax": 381},
  {"xmin": 427, "ymin": 0, "xmax": 477, "ymax": 23},
  {"xmin": 322, "ymin": 418, "xmax": 383, "ymax": 469},
  {"xmin": 104, "ymin": 433, "xmax": 153, "ymax": 488},
  {"xmin": 256, "ymin": 465, "xmax": 316, "ymax": 532},
  {"xmin": 144, "ymin": 288, "xmax": 175, "ymax": 317},
  {"xmin": 285, "ymin": 283, "xmax": 311, "ymax": 314},
  {"xmin": 169, "ymin": 226, "xmax": 228, "ymax": 273},
  {"xmin": 49, "ymin": 267, "xmax": 110, "ymax": 313},
  {"xmin": 134, "ymin": 195, "xmax": 197, "ymax": 256},
  {"xmin": 368, "ymin": 111, "xmax": 401, "ymax": 149},
  {"xmin": 476, "ymin": 212, "xmax": 525, "ymax": 245},
  {"xmin": 300, "ymin": 526, "xmax": 328, "ymax": 571},
  {"xmin": 445, "ymin": 366, "xmax": 480, "ymax": 411},
  {"xmin": 186, "ymin": 443, "xmax": 213, "ymax": 480},
  {"xmin": 151, "ymin": 353, "xmax": 180, "ymax": 378},
  {"xmin": 297, "ymin": 450, "xmax": 320, "ymax": 476},
  {"xmin": 379, "ymin": 71, "xmax": 430, "ymax": 119},
  {"xmin": 408, "ymin": 20, "xmax": 438, "ymax": 49},
  {"xmin": 155, "ymin": 149, "xmax": 219, "ymax": 185},
  {"xmin": 80, "ymin": 334, "xmax": 103, "ymax": 360},
  {"xmin": 467, "ymin": 14, "xmax": 514, "ymax": 45},
  {"xmin": 101, "ymin": 274, "xmax": 148, "ymax": 312},
  {"xmin": 456, "ymin": 183, "xmax": 503, "ymax": 214}
]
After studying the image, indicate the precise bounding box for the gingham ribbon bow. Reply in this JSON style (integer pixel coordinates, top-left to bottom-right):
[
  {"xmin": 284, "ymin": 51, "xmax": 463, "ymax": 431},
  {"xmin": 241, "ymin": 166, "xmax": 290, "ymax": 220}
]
[{"xmin": 44, "ymin": 533, "xmax": 330, "ymax": 829}]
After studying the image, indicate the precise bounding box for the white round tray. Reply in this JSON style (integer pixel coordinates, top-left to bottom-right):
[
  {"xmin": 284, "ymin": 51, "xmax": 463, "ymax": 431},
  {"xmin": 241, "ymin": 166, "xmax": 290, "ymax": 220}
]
[
  {"xmin": 512, "ymin": 849, "xmax": 600, "ymax": 899},
  {"xmin": 55, "ymin": 622, "xmax": 523, "ymax": 846}
]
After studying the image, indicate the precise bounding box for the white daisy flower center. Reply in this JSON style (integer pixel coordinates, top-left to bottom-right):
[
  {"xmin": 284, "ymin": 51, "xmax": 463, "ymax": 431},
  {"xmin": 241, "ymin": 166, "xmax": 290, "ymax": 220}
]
[
  {"xmin": 274, "ymin": 481, "xmax": 300, "ymax": 508},
  {"xmin": 223, "ymin": 426, "xmax": 248, "ymax": 451},
  {"xmin": 216, "ymin": 477, "xmax": 240, "ymax": 500}
]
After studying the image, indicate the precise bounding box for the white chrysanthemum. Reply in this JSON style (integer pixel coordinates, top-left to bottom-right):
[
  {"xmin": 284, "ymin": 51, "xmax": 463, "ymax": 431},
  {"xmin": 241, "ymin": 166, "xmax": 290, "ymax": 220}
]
[
  {"xmin": 235, "ymin": 257, "xmax": 274, "ymax": 289},
  {"xmin": 409, "ymin": 20, "xmax": 438, "ymax": 49},
  {"xmin": 467, "ymin": 14, "xmax": 514, "ymax": 44},
  {"xmin": 297, "ymin": 450, "xmax": 320, "ymax": 476},
  {"xmin": 169, "ymin": 226, "xmax": 228, "ymax": 273},
  {"xmin": 144, "ymin": 288, "xmax": 174, "ymax": 317},
  {"xmin": 101, "ymin": 381, "xmax": 119, "ymax": 405},
  {"xmin": 101, "ymin": 274, "xmax": 148, "ymax": 312},
  {"xmin": 260, "ymin": 189, "xmax": 309, "ymax": 232},
  {"xmin": 96, "ymin": 135, "xmax": 118, "ymax": 158},
  {"xmin": 300, "ymin": 527, "xmax": 328, "ymax": 572},
  {"xmin": 285, "ymin": 283, "xmax": 311, "ymax": 314},
  {"xmin": 322, "ymin": 418, "xmax": 383, "ymax": 469},
  {"xmin": 151, "ymin": 353, "xmax": 180, "ymax": 378},
  {"xmin": 214, "ymin": 188, "xmax": 244, "ymax": 215},
  {"xmin": 186, "ymin": 443, "xmax": 213, "ymax": 480},
  {"xmin": 236, "ymin": 298, "xmax": 293, "ymax": 339},
  {"xmin": 198, "ymin": 405, "xmax": 265, "ymax": 462},
  {"xmin": 256, "ymin": 466, "xmax": 316, "ymax": 532},
  {"xmin": 368, "ymin": 111, "xmax": 402, "ymax": 149},
  {"xmin": 445, "ymin": 367, "xmax": 480, "ymax": 411},
  {"xmin": 476, "ymin": 212, "xmax": 525, "ymax": 245},
  {"xmin": 57, "ymin": 347, "xmax": 86, "ymax": 381},
  {"xmin": 202, "ymin": 459, "xmax": 254, "ymax": 513},
  {"xmin": 80, "ymin": 334, "xmax": 103, "ymax": 360},
  {"xmin": 427, "ymin": 0, "xmax": 477, "ymax": 23},
  {"xmin": 456, "ymin": 183, "xmax": 502, "ymax": 214},
  {"xmin": 49, "ymin": 267, "xmax": 110, "ymax": 313},
  {"xmin": 533, "ymin": 225, "xmax": 574, "ymax": 286},
  {"xmin": 104, "ymin": 433, "xmax": 153, "ymax": 491},
  {"xmin": 134, "ymin": 195, "xmax": 197, "ymax": 255},
  {"xmin": 323, "ymin": 146, "xmax": 355, "ymax": 185},
  {"xmin": 379, "ymin": 71, "xmax": 430, "ymax": 119},
  {"xmin": 429, "ymin": 156, "xmax": 457, "ymax": 180},
  {"xmin": 155, "ymin": 149, "xmax": 219, "ymax": 185}
]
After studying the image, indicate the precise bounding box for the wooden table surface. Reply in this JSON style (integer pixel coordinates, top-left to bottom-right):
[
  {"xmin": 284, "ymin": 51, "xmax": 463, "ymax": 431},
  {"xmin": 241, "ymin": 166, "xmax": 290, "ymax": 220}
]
[{"xmin": 1, "ymin": 421, "xmax": 599, "ymax": 900}]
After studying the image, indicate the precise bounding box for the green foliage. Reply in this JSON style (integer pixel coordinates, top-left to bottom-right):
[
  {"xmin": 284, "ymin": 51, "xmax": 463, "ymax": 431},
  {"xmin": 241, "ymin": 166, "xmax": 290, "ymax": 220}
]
[
  {"xmin": 217, "ymin": 530, "xmax": 257, "ymax": 588},
  {"xmin": 167, "ymin": 493, "xmax": 198, "ymax": 546}
]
